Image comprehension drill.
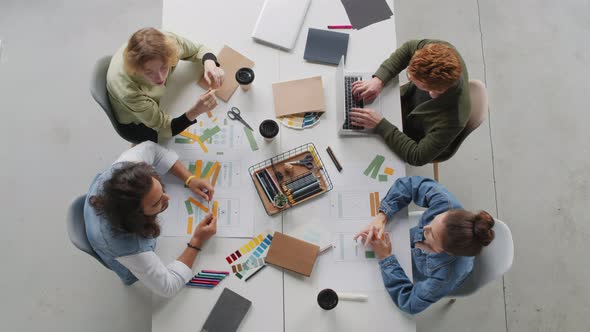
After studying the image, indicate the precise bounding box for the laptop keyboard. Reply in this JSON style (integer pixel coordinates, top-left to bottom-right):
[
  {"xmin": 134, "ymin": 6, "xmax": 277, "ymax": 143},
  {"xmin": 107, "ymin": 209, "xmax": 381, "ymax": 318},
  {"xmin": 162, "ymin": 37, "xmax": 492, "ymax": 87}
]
[{"xmin": 343, "ymin": 76, "xmax": 365, "ymax": 130}]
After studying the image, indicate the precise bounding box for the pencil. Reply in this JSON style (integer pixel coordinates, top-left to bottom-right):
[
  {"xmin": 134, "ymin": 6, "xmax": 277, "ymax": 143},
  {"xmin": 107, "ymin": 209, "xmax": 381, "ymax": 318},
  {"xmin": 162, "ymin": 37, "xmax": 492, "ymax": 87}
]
[
  {"xmin": 326, "ymin": 147, "xmax": 343, "ymax": 172},
  {"xmin": 244, "ymin": 265, "xmax": 267, "ymax": 282}
]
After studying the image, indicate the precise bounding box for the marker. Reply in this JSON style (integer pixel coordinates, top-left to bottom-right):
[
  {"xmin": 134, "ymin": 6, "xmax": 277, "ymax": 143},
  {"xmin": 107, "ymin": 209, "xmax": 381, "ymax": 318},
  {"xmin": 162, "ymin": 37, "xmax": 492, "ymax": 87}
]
[
  {"xmin": 191, "ymin": 278, "xmax": 221, "ymax": 284},
  {"xmin": 186, "ymin": 283, "xmax": 215, "ymax": 288},
  {"xmin": 326, "ymin": 147, "xmax": 343, "ymax": 172},
  {"xmin": 197, "ymin": 273, "xmax": 226, "ymax": 279},
  {"xmin": 319, "ymin": 244, "xmax": 334, "ymax": 254},
  {"xmin": 244, "ymin": 265, "xmax": 267, "ymax": 282},
  {"xmin": 201, "ymin": 270, "xmax": 230, "ymax": 275},
  {"xmin": 328, "ymin": 25, "xmax": 353, "ymax": 29}
]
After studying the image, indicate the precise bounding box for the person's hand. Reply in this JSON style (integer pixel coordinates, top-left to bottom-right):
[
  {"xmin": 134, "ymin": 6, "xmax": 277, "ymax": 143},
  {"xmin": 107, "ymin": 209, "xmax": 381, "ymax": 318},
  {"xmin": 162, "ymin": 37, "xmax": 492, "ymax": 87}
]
[
  {"xmin": 191, "ymin": 213, "xmax": 217, "ymax": 247},
  {"xmin": 349, "ymin": 108, "xmax": 383, "ymax": 129},
  {"xmin": 368, "ymin": 231, "xmax": 392, "ymax": 260},
  {"xmin": 188, "ymin": 89, "xmax": 218, "ymax": 120},
  {"xmin": 204, "ymin": 60, "xmax": 225, "ymax": 89},
  {"xmin": 351, "ymin": 77, "xmax": 384, "ymax": 103},
  {"xmin": 353, "ymin": 212, "xmax": 387, "ymax": 246},
  {"xmin": 188, "ymin": 178, "xmax": 214, "ymax": 202}
]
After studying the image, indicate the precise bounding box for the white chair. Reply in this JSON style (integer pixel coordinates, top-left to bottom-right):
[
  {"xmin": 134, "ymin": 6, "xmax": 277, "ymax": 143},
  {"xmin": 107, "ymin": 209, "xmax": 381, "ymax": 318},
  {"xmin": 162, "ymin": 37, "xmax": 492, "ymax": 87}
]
[
  {"xmin": 408, "ymin": 211, "xmax": 514, "ymax": 297},
  {"xmin": 433, "ymin": 80, "xmax": 489, "ymax": 182}
]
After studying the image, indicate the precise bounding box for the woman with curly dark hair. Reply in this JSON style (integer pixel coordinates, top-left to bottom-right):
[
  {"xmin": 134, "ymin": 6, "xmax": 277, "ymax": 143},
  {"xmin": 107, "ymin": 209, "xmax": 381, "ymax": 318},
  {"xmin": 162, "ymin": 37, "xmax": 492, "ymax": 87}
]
[
  {"xmin": 355, "ymin": 176, "xmax": 495, "ymax": 314},
  {"xmin": 84, "ymin": 141, "xmax": 216, "ymax": 297}
]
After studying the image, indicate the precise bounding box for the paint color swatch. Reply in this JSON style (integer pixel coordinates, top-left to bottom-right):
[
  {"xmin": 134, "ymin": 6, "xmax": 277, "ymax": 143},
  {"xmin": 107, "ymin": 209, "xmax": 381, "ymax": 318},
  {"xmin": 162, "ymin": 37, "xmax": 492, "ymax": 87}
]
[
  {"xmin": 369, "ymin": 192, "xmax": 381, "ymax": 217},
  {"xmin": 188, "ymin": 197, "xmax": 209, "ymax": 213},
  {"xmin": 200, "ymin": 125, "xmax": 221, "ymax": 141},
  {"xmin": 224, "ymin": 234, "xmax": 273, "ymax": 265},
  {"xmin": 244, "ymin": 127, "xmax": 259, "ymax": 151},
  {"xmin": 378, "ymin": 174, "xmax": 388, "ymax": 182},
  {"xmin": 186, "ymin": 217, "xmax": 194, "ymax": 234},
  {"xmin": 384, "ymin": 167, "xmax": 394, "ymax": 176},
  {"xmin": 364, "ymin": 155, "xmax": 385, "ymax": 179}
]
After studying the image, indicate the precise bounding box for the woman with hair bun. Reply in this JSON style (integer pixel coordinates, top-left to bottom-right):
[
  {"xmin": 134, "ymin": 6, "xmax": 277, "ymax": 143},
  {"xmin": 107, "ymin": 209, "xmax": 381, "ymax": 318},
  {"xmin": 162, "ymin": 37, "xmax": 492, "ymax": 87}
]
[{"xmin": 354, "ymin": 176, "xmax": 495, "ymax": 314}]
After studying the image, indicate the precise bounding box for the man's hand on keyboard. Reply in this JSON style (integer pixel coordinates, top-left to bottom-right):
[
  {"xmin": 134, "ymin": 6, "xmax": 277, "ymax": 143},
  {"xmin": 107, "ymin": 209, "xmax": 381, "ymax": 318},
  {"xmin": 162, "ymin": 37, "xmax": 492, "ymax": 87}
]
[
  {"xmin": 351, "ymin": 77, "xmax": 384, "ymax": 103},
  {"xmin": 349, "ymin": 108, "xmax": 383, "ymax": 129}
]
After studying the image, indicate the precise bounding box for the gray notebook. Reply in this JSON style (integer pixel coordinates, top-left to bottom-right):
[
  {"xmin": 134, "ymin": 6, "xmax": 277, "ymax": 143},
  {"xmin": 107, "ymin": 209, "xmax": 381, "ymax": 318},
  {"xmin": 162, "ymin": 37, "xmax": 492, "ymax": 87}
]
[
  {"xmin": 303, "ymin": 28, "xmax": 349, "ymax": 65},
  {"xmin": 201, "ymin": 288, "xmax": 252, "ymax": 332}
]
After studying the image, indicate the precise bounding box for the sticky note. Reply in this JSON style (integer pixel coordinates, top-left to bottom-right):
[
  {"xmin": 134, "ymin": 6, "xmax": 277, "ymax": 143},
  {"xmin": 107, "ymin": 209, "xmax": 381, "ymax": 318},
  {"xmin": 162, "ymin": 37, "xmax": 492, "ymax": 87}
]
[
  {"xmin": 384, "ymin": 167, "xmax": 394, "ymax": 176},
  {"xmin": 378, "ymin": 174, "xmax": 388, "ymax": 182},
  {"xmin": 186, "ymin": 217, "xmax": 193, "ymax": 235}
]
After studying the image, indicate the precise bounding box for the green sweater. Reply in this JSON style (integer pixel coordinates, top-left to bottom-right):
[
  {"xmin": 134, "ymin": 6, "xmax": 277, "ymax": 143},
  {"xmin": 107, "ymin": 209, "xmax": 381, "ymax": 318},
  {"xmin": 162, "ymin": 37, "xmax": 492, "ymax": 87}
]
[
  {"xmin": 106, "ymin": 32, "xmax": 211, "ymax": 140},
  {"xmin": 373, "ymin": 39, "xmax": 470, "ymax": 166}
]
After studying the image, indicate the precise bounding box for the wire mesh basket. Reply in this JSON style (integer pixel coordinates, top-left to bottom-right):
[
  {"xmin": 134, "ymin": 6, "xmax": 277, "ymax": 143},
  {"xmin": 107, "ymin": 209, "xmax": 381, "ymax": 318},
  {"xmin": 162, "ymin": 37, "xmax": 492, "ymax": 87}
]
[{"xmin": 248, "ymin": 143, "xmax": 334, "ymax": 215}]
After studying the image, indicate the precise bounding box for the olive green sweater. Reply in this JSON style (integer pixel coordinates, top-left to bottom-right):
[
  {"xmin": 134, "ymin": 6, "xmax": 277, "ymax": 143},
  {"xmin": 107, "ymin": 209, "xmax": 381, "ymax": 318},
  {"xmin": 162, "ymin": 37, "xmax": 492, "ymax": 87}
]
[
  {"xmin": 373, "ymin": 39, "xmax": 470, "ymax": 166},
  {"xmin": 106, "ymin": 32, "xmax": 211, "ymax": 141}
]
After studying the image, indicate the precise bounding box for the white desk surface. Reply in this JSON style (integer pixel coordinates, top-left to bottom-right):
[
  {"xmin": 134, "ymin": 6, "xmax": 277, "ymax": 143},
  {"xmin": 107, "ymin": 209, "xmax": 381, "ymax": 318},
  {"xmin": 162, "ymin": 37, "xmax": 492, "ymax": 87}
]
[{"xmin": 153, "ymin": 0, "xmax": 416, "ymax": 331}]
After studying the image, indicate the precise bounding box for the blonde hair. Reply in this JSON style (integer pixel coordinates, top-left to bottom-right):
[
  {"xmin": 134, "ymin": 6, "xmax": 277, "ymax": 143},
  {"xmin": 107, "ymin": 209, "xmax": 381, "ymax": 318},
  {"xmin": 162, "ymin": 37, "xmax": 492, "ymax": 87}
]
[
  {"xmin": 408, "ymin": 43, "xmax": 462, "ymax": 91},
  {"xmin": 123, "ymin": 28, "xmax": 178, "ymax": 74}
]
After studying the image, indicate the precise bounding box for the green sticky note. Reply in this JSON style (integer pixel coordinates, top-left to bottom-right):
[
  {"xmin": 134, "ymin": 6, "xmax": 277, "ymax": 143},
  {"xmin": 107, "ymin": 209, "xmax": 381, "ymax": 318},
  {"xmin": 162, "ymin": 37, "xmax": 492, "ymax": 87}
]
[
  {"xmin": 365, "ymin": 251, "xmax": 376, "ymax": 259},
  {"xmin": 200, "ymin": 125, "xmax": 221, "ymax": 142},
  {"xmin": 175, "ymin": 137, "xmax": 191, "ymax": 143},
  {"xmin": 201, "ymin": 161, "xmax": 214, "ymax": 178},
  {"xmin": 184, "ymin": 200, "xmax": 194, "ymax": 215},
  {"xmin": 364, "ymin": 155, "xmax": 385, "ymax": 179},
  {"xmin": 244, "ymin": 127, "xmax": 259, "ymax": 151},
  {"xmin": 378, "ymin": 174, "xmax": 388, "ymax": 182}
]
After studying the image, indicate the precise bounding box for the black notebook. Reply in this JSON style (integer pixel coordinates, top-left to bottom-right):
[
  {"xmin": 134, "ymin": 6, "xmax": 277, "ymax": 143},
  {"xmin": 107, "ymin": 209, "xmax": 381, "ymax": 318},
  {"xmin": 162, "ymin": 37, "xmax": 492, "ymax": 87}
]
[
  {"xmin": 201, "ymin": 288, "xmax": 252, "ymax": 332},
  {"xmin": 303, "ymin": 28, "xmax": 349, "ymax": 65}
]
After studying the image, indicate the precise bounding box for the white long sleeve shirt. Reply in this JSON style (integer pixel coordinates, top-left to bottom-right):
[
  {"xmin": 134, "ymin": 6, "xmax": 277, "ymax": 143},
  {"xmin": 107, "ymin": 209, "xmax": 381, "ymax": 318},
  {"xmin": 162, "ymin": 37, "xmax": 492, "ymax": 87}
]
[{"xmin": 113, "ymin": 142, "xmax": 193, "ymax": 298}]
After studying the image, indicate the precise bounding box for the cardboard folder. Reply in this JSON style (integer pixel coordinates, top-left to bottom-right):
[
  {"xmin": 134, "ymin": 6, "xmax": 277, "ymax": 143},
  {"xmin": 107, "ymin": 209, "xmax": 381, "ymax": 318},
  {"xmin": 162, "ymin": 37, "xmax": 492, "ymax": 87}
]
[
  {"xmin": 272, "ymin": 76, "xmax": 325, "ymax": 117},
  {"xmin": 198, "ymin": 45, "xmax": 254, "ymax": 102},
  {"xmin": 265, "ymin": 232, "xmax": 320, "ymax": 277}
]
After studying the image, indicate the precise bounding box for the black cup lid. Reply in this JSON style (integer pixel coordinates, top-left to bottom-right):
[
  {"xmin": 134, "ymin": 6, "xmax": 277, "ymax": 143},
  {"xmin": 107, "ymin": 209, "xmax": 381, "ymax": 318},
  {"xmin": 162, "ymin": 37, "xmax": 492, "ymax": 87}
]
[
  {"xmin": 259, "ymin": 119, "xmax": 279, "ymax": 138},
  {"xmin": 317, "ymin": 289, "xmax": 338, "ymax": 310},
  {"xmin": 236, "ymin": 67, "xmax": 255, "ymax": 84}
]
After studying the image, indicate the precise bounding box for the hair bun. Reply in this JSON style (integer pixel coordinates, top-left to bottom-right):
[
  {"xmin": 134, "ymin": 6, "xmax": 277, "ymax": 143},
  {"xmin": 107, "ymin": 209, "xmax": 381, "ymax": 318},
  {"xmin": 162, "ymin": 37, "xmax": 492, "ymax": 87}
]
[{"xmin": 473, "ymin": 211, "xmax": 495, "ymax": 246}]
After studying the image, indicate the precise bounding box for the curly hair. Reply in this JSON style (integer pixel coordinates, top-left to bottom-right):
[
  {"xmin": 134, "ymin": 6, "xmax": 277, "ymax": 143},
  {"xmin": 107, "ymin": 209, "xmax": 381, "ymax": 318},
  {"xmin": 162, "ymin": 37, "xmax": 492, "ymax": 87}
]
[
  {"xmin": 442, "ymin": 210, "xmax": 495, "ymax": 256},
  {"xmin": 90, "ymin": 162, "xmax": 162, "ymax": 238},
  {"xmin": 123, "ymin": 28, "xmax": 178, "ymax": 74},
  {"xmin": 408, "ymin": 43, "xmax": 462, "ymax": 91}
]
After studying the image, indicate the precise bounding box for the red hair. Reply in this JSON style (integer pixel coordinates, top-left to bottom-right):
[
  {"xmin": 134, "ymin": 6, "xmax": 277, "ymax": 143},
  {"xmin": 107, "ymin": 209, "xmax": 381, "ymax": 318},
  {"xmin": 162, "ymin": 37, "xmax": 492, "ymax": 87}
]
[{"xmin": 408, "ymin": 43, "xmax": 462, "ymax": 90}]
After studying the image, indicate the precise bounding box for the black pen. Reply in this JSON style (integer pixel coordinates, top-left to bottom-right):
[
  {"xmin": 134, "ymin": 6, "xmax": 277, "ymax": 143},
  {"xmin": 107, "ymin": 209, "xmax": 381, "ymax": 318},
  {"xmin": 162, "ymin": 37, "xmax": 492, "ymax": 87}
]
[
  {"xmin": 244, "ymin": 265, "xmax": 267, "ymax": 282},
  {"xmin": 326, "ymin": 147, "xmax": 342, "ymax": 172}
]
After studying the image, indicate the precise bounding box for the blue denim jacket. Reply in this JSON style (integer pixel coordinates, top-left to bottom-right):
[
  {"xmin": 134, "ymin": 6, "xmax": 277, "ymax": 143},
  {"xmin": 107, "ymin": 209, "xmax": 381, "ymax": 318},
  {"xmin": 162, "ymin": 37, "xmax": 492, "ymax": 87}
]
[
  {"xmin": 84, "ymin": 165, "xmax": 157, "ymax": 285},
  {"xmin": 378, "ymin": 176, "xmax": 474, "ymax": 315}
]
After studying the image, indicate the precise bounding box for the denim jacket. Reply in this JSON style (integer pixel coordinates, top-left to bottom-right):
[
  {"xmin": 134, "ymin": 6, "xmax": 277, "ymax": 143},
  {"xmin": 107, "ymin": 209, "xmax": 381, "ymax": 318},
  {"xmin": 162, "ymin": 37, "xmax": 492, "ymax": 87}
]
[{"xmin": 378, "ymin": 176, "xmax": 474, "ymax": 315}]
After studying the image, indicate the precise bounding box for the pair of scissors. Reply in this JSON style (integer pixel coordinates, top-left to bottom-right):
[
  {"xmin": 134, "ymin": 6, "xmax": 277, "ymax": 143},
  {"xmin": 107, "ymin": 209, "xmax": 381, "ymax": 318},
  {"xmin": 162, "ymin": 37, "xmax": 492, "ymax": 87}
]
[
  {"xmin": 288, "ymin": 154, "xmax": 315, "ymax": 170},
  {"xmin": 227, "ymin": 107, "xmax": 254, "ymax": 131}
]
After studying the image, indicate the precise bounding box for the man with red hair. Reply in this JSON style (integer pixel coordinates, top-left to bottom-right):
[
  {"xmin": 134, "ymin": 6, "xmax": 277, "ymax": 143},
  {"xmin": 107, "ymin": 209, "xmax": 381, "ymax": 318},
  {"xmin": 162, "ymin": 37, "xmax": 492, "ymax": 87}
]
[{"xmin": 350, "ymin": 39, "xmax": 470, "ymax": 166}]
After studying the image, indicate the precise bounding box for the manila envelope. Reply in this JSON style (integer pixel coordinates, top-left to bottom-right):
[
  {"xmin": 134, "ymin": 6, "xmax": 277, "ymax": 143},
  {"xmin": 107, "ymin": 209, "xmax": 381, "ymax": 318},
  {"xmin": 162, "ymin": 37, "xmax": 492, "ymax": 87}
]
[
  {"xmin": 265, "ymin": 232, "xmax": 320, "ymax": 277},
  {"xmin": 198, "ymin": 45, "xmax": 255, "ymax": 102},
  {"xmin": 272, "ymin": 76, "xmax": 325, "ymax": 117}
]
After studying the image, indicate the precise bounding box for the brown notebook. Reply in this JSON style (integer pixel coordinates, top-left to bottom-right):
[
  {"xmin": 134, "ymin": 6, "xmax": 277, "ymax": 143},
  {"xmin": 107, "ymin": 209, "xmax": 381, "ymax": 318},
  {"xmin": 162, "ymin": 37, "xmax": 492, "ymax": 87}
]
[
  {"xmin": 198, "ymin": 45, "xmax": 255, "ymax": 102},
  {"xmin": 265, "ymin": 232, "xmax": 320, "ymax": 277}
]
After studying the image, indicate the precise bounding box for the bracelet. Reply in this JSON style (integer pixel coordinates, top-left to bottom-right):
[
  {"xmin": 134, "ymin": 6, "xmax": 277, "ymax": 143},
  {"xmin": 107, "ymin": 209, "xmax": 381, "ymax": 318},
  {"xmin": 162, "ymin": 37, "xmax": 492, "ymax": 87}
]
[
  {"xmin": 184, "ymin": 175, "xmax": 197, "ymax": 187},
  {"xmin": 187, "ymin": 242, "xmax": 202, "ymax": 252}
]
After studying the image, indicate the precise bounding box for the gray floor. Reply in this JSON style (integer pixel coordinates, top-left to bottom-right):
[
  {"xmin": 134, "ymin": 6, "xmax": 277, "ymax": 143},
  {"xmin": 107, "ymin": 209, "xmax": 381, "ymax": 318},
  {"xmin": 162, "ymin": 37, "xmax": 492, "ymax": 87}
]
[{"xmin": 1, "ymin": 0, "xmax": 588, "ymax": 331}]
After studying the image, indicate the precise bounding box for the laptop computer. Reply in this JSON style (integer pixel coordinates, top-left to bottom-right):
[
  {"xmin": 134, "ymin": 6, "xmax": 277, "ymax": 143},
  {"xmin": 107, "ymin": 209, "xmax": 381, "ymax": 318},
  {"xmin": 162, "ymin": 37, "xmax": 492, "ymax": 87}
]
[{"xmin": 336, "ymin": 56, "xmax": 387, "ymax": 136}]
